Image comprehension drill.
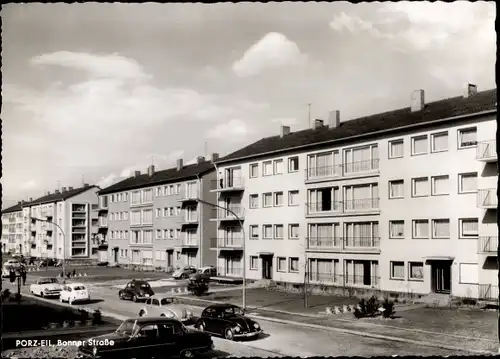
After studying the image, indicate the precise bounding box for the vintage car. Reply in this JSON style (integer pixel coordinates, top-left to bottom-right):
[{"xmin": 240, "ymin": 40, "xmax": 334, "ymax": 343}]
[
  {"xmin": 195, "ymin": 304, "xmax": 262, "ymax": 341},
  {"xmin": 77, "ymin": 317, "xmax": 214, "ymax": 359},
  {"xmin": 29, "ymin": 277, "xmax": 62, "ymax": 298},
  {"xmin": 138, "ymin": 295, "xmax": 193, "ymax": 324},
  {"xmin": 2, "ymin": 260, "xmax": 22, "ymax": 278},
  {"xmin": 187, "ymin": 274, "xmax": 209, "ymax": 296},
  {"xmin": 59, "ymin": 283, "xmax": 90, "ymax": 305},
  {"xmin": 172, "ymin": 265, "xmax": 197, "ymax": 280},
  {"xmin": 189, "ymin": 266, "xmax": 217, "ymax": 280},
  {"xmin": 118, "ymin": 279, "xmax": 155, "ymax": 302}
]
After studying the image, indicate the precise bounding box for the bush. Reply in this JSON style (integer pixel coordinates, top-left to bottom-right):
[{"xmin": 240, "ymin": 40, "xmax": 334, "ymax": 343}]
[
  {"xmin": 382, "ymin": 298, "xmax": 396, "ymax": 318},
  {"xmin": 78, "ymin": 309, "xmax": 89, "ymax": 324},
  {"xmin": 92, "ymin": 309, "xmax": 102, "ymax": 325},
  {"xmin": 353, "ymin": 296, "xmax": 381, "ymax": 319},
  {"xmin": 2, "ymin": 289, "xmax": 11, "ymax": 301}
]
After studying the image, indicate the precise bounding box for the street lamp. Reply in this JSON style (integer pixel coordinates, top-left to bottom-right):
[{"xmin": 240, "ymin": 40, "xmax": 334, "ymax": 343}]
[
  {"xmin": 31, "ymin": 217, "xmax": 66, "ymax": 282},
  {"xmin": 196, "ymin": 197, "xmax": 247, "ymax": 310}
]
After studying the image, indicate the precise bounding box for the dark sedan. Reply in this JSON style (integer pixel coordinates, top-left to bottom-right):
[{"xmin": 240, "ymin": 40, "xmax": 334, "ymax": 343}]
[
  {"xmin": 195, "ymin": 304, "xmax": 262, "ymax": 341},
  {"xmin": 77, "ymin": 317, "xmax": 214, "ymax": 359},
  {"xmin": 118, "ymin": 280, "xmax": 154, "ymax": 302}
]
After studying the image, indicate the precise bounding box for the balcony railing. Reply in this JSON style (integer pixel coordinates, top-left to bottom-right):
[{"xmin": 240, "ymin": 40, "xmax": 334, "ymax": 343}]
[
  {"xmin": 181, "ymin": 237, "xmax": 199, "ymax": 247},
  {"xmin": 307, "ymin": 272, "xmax": 343, "ymax": 285},
  {"xmin": 178, "ymin": 192, "xmax": 199, "ymax": 202},
  {"xmin": 479, "ymin": 284, "xmax": 499, "ymax": 301},
  {"xmin": 305, "ymin": 165, "xmax": 343, "ymax": 181},
  {"xmin": 476, "ymin": 140, "xmax": 497, "ymax": 162},
  {"xmin": 345, "ymin": 275, "xmax": 380, "ymax": 288},
  {"xmin": 212, "ymin": 206, "xmax": 245, "ymax": 221},
  {"xmin": 211, "ymin": 177, "xmax": 245, "ymax": 191},
  {"xmin": 344, "ymin": 198, "xmax": 380, "ymax": 212},
  {"xmin": 211, "ymin": 237, "xmax": 244, "ymax": 249},
  {"xmin": 307, "ymin": 237, "xmax": 380, "ymax": 251},
  {"xmin": 477, "ymin": 189, "xmax": 497, "ymax": 209},
  {"xmin": 305, "ymin": 159, "xmax": 380, "ymax": 182},
  {"xmin": 216, "ymin": 266, "xmax": 242, "ymax": 277},
  {"xmin": 344, "ymin": 237, "xmax": 380, "ymax": 250},
  {"xmin": 99, "ymin": 218, "xmax": 108, "ymax": 227},
  {"xmin": 182, "ymin": 212, "xmax": 199, "ymax": 223},
  {"xmin": 479, "ymin": 236, "xmax": 498, "ymax": 253},
  {"xmin": 307, "ymin": 237, "xmax": 341, "ymax": 249},
  {"xmin": 306, "ymin": 198, "xmax": 380, "ymax": 216},
  {"xmin": 344, "ymin": 159, "xmax": 380, "ymax": 175},
  {"xmin": 306, "ymin": 202, "xmax": 343, "ymax": 216}
]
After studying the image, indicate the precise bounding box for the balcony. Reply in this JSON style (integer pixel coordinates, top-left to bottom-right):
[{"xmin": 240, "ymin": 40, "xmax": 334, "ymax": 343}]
[
  {"xmin": 345, "ymin": 275, "xmax": 380, "ymax": 288},
  {"xmin": 41, "ymin": 209, "xmax": 54, "ymax": 218},
  {"xmin": 479, "ymin": 284, "xmax": 499, "ymax": 301},
  {"xmin": 306, "ymin": 198, "xmax": 380, "ymax": 217},
  {"xmin": 181, "ymin": 212, "xmax": 199, "ymax": 225},
  {"xmin": 178, "ymin": 192, "xmax": 199, "ymax": 203},
  {"xmin": 476, "ymin": 140, "xmax": 497, "ymax": 162},
  {"xmin": 306, "ymin": 202, "xmax": 343, "ymax": 217},
  {"xmin": 307, "ymin": 237, "xmax": 341, "ymax": 251},
  {"xmin": 72, "ymin": 212, "xmax": 87, "ymax": 219},
  {"xmin": 216, "ymin": 266, "xmax": 242, "ymax": 278},
  {"xmin": 306, "ymin": 236, "xmax": 380, "ymax": 253},
  {"xmin": 343, "ymin": 198, "xmax": 380, "ymax": 214},
  {"xmin": 478, "ymin": 236, "xmax": 498, "ymax": 253},
  {"xmin": 72, "ymin": 220, "xmax": 87, "ymax": 228},
  {"xmin": 180, "ymin": 237, "xmax": 199, "ymax": 248},
  {"xmin": 210, "ymin": 237, "xmax": 244, "ymax": 250},
  {"xmin": 210, "ymin": 177, "xmax": 245, "ymax": 192},
  {"xmin": 98, "ymin": 218, "xmax": 108, "ymax": 228},
  {"xmin": 477, "ymin": 189, "xmax": 497, "ymax": 209},
  {"xmin": 307, "ymin": 273, "xmax": 343, "ymax": 285},
  {"xmin": 305, "ymin": 159, "xmax": 380, "ymax": 183},
  {"xmin": 211, "ymin": 206, "xmax": 245, "ymax": 221}
]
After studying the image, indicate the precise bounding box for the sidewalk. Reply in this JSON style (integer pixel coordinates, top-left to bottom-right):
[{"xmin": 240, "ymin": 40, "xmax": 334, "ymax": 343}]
[{"xmin": 176, "ymin": 287, "xmax": 498, "ymax": 354}]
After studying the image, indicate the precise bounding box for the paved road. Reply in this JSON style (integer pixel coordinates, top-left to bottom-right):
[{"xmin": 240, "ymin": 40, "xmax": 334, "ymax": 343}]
[{"xmin": 16, "ymin": 281, "xmax": 466, "ymax": 357}]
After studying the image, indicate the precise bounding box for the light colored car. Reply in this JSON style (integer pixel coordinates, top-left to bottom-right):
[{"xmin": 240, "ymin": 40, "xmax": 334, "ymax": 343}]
[
  {"xmin": 59, "ymin": 283, "xmax": 90, "ymax": 305},
  {"xmin": 2, "ymin": 260, "xmax": 22, "ymax": 277},
  {"xmin": 138, "ymin": 295, "xmax": 193, "ymax": 324},
  {"xmin": 30, "ymin": 277, "xmax": 62, "ymax": 298},
  {"xmin": 172, "ymin": 265, "xmax": 197, "ymax": 279},
  {"xmin": 190, "ymin": 266, "xmax": 217, "ymax": 280}
]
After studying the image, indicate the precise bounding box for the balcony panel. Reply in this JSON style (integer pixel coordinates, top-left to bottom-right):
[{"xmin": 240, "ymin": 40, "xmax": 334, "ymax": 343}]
[
  {"xmin": 306, "ymin": 237, "xmax": 341, "ymax": 251},
  {"xmin": 479, "ymin": 284, "xmax": 499, "ymax": 301},
  {"xmin": 211, "ymin": 237, "xmax": 244, "ymax": 250},
  {"xmin": 479, "ymin": 236, "xmax": 498, "ymax": 253},
  {"xmin": 343, "ymin": 237, "xmax": 381, "ymax": 253},
  {"xmin": 307, "ymin": 273, "xmax": 343, "ymax": 286},
  {"xmin": 343, "ymin": 159, "xmax": 380, "ymax": 176},
  {"xmin": 476, "ymin": 140, "xmax": 497, "ymax": 162},
  {"xmin": 211, "ymin": 207, "xmax": 245, "ymax": 221},
  {"xmin": 477, "ymin": 189, "xmax": 498, "ymax": 209},
  {"xmin": 178, "ymin": 192, "xmax": 199, "ymax": 203},
  {"xmin": 216, "ymin": 266, "xmax": 242, "ymax": 278},
  {"xmin": 305, "ymin": 202, "xmax": 343, "ymax": 217},
  {"xmin": 210, "ymin": 177, "xmax": 245, "ymax": 192},
  {"xmin": 180, "ymin": 237, "xmax": 199, "ymax": 248},
  {"xmin": 343, "ymin": 198, "xmax": 380, "ymax": 214},
  {"xmin": 345, "ymin": 275, "xmax": 380, "ymax": 288},
  {"xmin": 305, "ymin": 165, "xmax": 342, "ymax": 183}
]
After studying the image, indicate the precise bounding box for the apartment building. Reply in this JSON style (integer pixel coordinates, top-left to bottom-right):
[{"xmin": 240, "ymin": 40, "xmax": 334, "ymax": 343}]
[
  {"xmin": 24, "ymin": 184, "xmax": 100, "ymax": 260},
  {"xmin": 1, "ymin": 202, "xmax": 27, "ymax": 254},
  {"xmin": 214, "ymin": 85, "xmax": 498, "ymax": 299},
  {"xmin": 97, "ymin": 156, "xmax": 218, "ymax": 270}
]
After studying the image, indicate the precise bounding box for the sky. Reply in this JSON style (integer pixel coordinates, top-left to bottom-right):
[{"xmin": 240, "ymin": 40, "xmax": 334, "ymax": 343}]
[{"xmin": 1, "ymin": 2, "xmax": 496, "ymax": 209}]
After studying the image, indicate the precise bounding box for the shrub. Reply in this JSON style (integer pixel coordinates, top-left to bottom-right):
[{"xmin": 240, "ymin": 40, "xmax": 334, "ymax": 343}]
[
  {"xmin": 353, "ymin": 296, "xmax": 381, "ymax": 319},
  {"xmin": 92, "ymin": 309, "xmax": 102, "ymax": 325},
  {"xmin": 2, "ymin": 289, "xmax": 11, "ymax": 301},
  {"xmin": 78, "ymin": 309, "xmax": 89, "ymax": 324},
  {"xmin": 13, "ymin": 293, "xmax": 22, "ymax": 302},
  {"xmin": 382, "ymin": 298, "xmax": 396, "ymax": 318},
  {"xmin": 461, "ymin": 298, "xmax": 477, "ymax": 306}
]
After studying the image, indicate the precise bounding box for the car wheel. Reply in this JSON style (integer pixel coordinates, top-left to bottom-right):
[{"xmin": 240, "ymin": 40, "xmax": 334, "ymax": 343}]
[
  {"xmin": 118, "ymin": 292, "xmax": 124, "ymax": 300},
  {"xmin": 139, "ymin": 310, "xmax": 146, "ymax": 317},
  {"xmin": 69, "ymin": 298, "xmax": 73, "ymax": 305},
  {"xmin": 224, "ymin": 328, "xmax": 234, "ymax": 341},
  {"xmin": 132, "ymin": 295, "xmax": 137, "ymax": 302},
  {"xmin": 181, "ymin": 349, "xmax": 194, "ymax": 358},
  {"xmin": 40, "ymin": 292, "xmax": 44, "ymax": 298}
]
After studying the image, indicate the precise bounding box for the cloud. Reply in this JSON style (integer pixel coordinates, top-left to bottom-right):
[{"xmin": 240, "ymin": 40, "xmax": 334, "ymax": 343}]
[
  {"xmin": 31, "ymin": 51, "xmax": 150, "ymax": 80},
  {"xmin": 330, "ymin": 12, "xmax": 392, "ymax": 39},
  {"xmin": 270, "ymin": 117, "xmax": 299, "ymax": 126},
  {"xmin": 205, "ymin": 119, "xmax": 249, "ymax": 142},
  {"xmin": 232, "ymin": 32, "xmax": 307, "ymax": 77},
  {"xmin": 20, "ymin": 180, "xmax": 37, "ymax": 190}
]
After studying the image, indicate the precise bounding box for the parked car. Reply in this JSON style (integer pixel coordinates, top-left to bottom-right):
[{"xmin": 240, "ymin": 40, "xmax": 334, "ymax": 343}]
[
  {"xmin": 118, "ymin": 279, "xmax": 155, "ymax": 302},
  {"xmin": 190, "ymin": 266, "xmax": 217, "ymax": 280},
  {"xmin": 195, "ymin": 304, "xmax": 262, "ymax": 341},
  {"xmin": 77, "ymin": 317, "xmax": 214, "ymax": 359},
  {"xmin": 29, "ymin": 277, "xmax": 62, "ymax": 298},
  {"xmin": 187, "ymin": 275, "xmax": 209, "ymax": 296},
  {"xmin": 12, "ymin": 254, "xmax": 26, "ymax": 264},
  {"xmin": 38, "ymin": 258, "xmax": 56, "ymax": 268},
  {"xmin": 172, "ymin": 265, "xmax": 197, "ymax": 280},
  {"xmin": 2, "ymin": 260, "xmax": 22, "ymax": 277},
  {"xmin": 138, "ymin": 295, "xmax": 193, "ymax": 324},
  {"xmin": 59, "ymin": 283, "xmax": 90, "ymax": 305}
]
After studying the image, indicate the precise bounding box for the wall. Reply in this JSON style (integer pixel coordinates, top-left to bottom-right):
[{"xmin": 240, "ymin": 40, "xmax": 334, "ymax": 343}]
[{"xmin": 200, "ymin": 170, "xmax": 217, "ymax": 267}]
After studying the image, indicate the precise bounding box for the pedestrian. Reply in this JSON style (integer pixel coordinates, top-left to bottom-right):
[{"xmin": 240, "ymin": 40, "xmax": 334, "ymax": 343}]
[
  {"xmin": 72, "ymin": 269, "xmax": 76, "ymax": 278},
  {"xmin": 21, "ymin": 267, "xmax": 27, "ymax": 286},
  {"xmin": 9, "ymin": 268, "xmax": 16, "ymax": 284}
]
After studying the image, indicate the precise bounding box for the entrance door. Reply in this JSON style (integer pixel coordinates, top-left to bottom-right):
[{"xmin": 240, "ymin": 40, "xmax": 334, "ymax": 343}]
[
  {"xmin": 113, "ymin": 248, "xmax": 118, "ymax": 263},
  {"xmin": 432, "ymin": 262, "xmax": 451, "ymax": 294},
  {"xmin": 167, "ymin": 251, "xmax": 173, "ymax": 267},
  {"xmin": 261, "ymin": 256, "xmax": 273, "ymax": 280}
]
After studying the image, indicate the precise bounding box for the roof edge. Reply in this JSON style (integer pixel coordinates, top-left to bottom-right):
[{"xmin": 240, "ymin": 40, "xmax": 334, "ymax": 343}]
[{"xmin": 28, "ymin": 185, "xmax": 100, "ymax": 206}]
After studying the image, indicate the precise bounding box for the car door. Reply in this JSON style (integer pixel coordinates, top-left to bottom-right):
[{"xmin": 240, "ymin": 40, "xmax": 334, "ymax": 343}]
[
  {"xmin": 157, "ymin": 323, "xmax": 179, "ymax": 357},
  {"xmin": 150, "ymin": 298, "xmax": 161, "ymax": 316},
  {"xmin": 208, "ymin": 308, "xmax": 225, "ymax": 335},
  {"xmin": 125, "ymin": 282, "xmax": 135, "ymax": 299},
  {"xmin": 129, "ymin": 324, "xmax": 160, "ymax": 358}
]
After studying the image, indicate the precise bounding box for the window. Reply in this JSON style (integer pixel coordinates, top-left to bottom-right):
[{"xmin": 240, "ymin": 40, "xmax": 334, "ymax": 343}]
[
  {"xmin": 459, "ymin": 218, "xmax": 479, "ymax": 238},
  {"xmin": 432, "ymin": 219, "xmax": 450, "ymax": 238},
  {"xmin": 249, "ymin": 225, "xmax": 259, "ymax": 239},
  {"xmin": 156, "ymin": 208, "xmax": 162, "ymax": 218},
  {"xmin": 176, "ymin": 184, "xmax": 181, "ymax": 194},
  {"xmin": 458, "ymin": 127, "xmax": 477, "ymax": 148},
  {"xmin": 431, "ymin": 132, "xmax": 448, "ymax": 152},
  {"xmin": 411, "ymin": 135, "xmax": 428, "ymax": 155},
  {"xmin": 458, "ymin": 173, "xmax": 477, "ymax": 193},
  {"xmin": 412, "ymin": 220, "xmax": 429, "ymax": 239},
  {"xmin": 274, "ymin": 192, "xmax": 283, "ymax": 206},
  {"xmin": 142, "ymin": 250, "xmax": 153, "ymax": 265},
  {"xmin": 274, "ymin": 224, "xmax": 284, "ymax": 239},
  {"xmin": 389, "ymin": 180, "xmax": 404, "ymax": 199},
  {"xmin": 249, "ymin": 164, "xmax": 259, "ymax": 178},
  {"xmin": 288, "ymin": 190, "xmax": 299, "ymax": 206},
  {"xmin": 273, "ymin": 159, "xmax": 284, "ymax": 175},
  {"xmin": 288, "ymin": 224, "xmax": 299, "ymax": 239},
  {"xmin": 156, "ymin": 187, "xmax": 162, "ymax": 197},
  {"xmin": 263, "ymin": 161, "xmax": 273, "ymax": 176},
  {"xmin": 289, "ymin": 258, "xmax": 299, "ymax": 272},
  {"xmin": 263, "ymin": 193, "xmax": 273, "ymax": 208},
  {"xmin": 124, "ymin": 231, "xmax": 128, "ymax": 239},
  {"xmin": 288, "ymin": 157, "xmax": 299, "ymax": 172},
  {"xmin": 250, "ymin": 256, "xmax": 258, "ymax": 270},
  {"xmin": 263, "ymin": 225, "xmax": 273, "ymax": 239},
  {"xmin": 277, "ymin": 257, "xmax": 287, "ymax": 272},
  {"xmin": 156, "ymin": 230, "xmax": 162, "ymax": 239},
  {"xmin": 412, "ymin": 177, "xmax": 429, "ymax": 197},
  {"xmin": 130, "ymin": 211, "xmax": 141, "ymax": 226},
  {"xmin": 143, "ymin": 230, "xmax": 153, "ymax": 244},
  {"xmin": 389, "ymin": 220, "xmax": 404, "ymax": 239},
  {"xmin": 390, "ymin": 262, "xmax": 405, "ymax": 280},
  {"xmin": 124, "ymin": 193, "xmax": 128, "ymax": 201},
  {"xmin": 164, "ymin": 230, "xmax": 168, "ymax": 239},
  {"xmin": 142, "ymin": 189, "xmax": 153, "ymax": 203},
  {"xmin": 131, "ymin": 231, "xmax": 141, "ymax": 244},
  {"xmin": 142, "ymin": 210, "xmax": 153, "ymax": 225},
  {"xmin": 409, "ymin": 262, "xmax": 424, "ymax": 281},
  {"xmin": 249, "ymin": 194, "xmax": 259, "ymax": 209},
  {"xmin": 131, "ymin": 191, "xmax": 141, "ymax": 205},
  {"xmin": 459, "ymin": 263, "xmax": 478, "ymax": 284},
  {"xmin": 431, "ymin": 175, "xmax": 450, "ymax": 195},
  {"xmin": 388, "ymin": 139, "xmax": 404, "ymax": 159}
]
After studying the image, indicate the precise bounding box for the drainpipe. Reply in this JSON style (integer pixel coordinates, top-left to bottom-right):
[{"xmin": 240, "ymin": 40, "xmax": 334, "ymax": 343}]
[{"xmin": 195, "ymin": 173, "xmax": 203, "ymax": 267}]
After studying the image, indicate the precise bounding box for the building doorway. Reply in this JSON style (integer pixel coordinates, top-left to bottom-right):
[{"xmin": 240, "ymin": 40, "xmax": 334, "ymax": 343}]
[
  {"xmin": 261, "ymin": 254, "xmax": 273, "ymax": 280},
  {"xmin": 431, "ymin": 261, "xmax": 451, "ymax": 294},
  {"xmin": 167, "ymin": 250, "xmax": 173, "ymax": 268},
  {"xmin": 113, "ymin": 248, "xmax": 119, "ymax": 263}
]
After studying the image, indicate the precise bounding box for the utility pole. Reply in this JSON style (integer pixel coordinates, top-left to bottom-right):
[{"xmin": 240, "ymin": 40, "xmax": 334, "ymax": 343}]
[
  {"xmin": 308, "ymin": 103, "xmax": 312, "ymax": 129},
  {"xmin": 204, "ymin": 142, "xmax": 208, "ymax": 158}
]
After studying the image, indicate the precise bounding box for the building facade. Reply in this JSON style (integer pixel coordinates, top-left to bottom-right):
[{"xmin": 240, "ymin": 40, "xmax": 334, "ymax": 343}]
[
  {"xmin": 1, "ymin": 203, "xmax": 25, "ymax": 254},
  {"xmin": 214, "ymin": 85, "xmax": 498, "ymax": 300},
  {"xmin": 97, "ymin": 156, "xmax": 218, "ymax": 270}
]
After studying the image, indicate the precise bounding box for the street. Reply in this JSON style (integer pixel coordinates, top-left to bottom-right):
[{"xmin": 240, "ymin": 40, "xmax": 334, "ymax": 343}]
[{"xmin": 13, "ymin": 279, "xmax": 466, "ymax": 357}]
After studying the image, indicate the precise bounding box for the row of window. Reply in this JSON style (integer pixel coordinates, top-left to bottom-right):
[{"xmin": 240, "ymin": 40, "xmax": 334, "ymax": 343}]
[
  {"xmin": 391, "ymin": 218, "xmax": 478, "ymax": 239},
  {"xmin": 118, "ymin": 248, "xmax": 183, "ymax": 262},
  {"xmin": 111, "ymin": 229, "xmax": 190, "ymax": 241},
  {"xmin": 388, "ymin": 172, "xmax": 477, "ymax": 199},
  {"xmin": 249, "ymin": 255, "xmax": 300, "ymax": 273},
  {"xmin": 248, "ymin": 224, "xmax": 300, "ymax": 240},
  {"xmin": 249, "ymin": 157, "xmax": 300, "ymax": 178},
  {"xmin": 390, "ymin": 261, "xmax": 424, "ymax": 281},
  {"xmin": 155, "ymin": 207, "xmax": 183, "ymax": 218},
  {"xmin": 109, "ymin": 192, "xmax": 129, "ymax": 203},
  {"xmin": 249, "ymin": 190, "xmax": 300, "ymax": 208},
  {"xmin": 106, "ymin": 183, "xmax": 196, "ymax": 207},
  {"xmin": 109, "ymin": 212, "xmax": 129, "ymax": 221},
  {"xmin": 154, "ymin": 184, "xmax": 182, "ymax": 197},
  {"xmin": 388, "ymin": 126, "xmax": 477, "ymax": 159}
]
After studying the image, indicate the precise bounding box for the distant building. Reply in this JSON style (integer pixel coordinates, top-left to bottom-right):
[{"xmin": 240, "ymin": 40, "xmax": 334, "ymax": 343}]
[{"xmin": 1, "ymin": 202, "xmax": 27, "ymax": 254}]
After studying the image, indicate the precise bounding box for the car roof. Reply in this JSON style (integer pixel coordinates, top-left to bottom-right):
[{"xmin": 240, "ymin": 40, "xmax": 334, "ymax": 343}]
[
  {"xmin": 206, "ymin": 303, "xmax": 240, "ymax": 310},
  {"xmin": 150, "ymin": 294, "xmax": 175, "ymax": 300},
  {"xmin": 67, "ymin": 282, "xmax": 86, "ymax": 287},
  {"xmin": 125, "ymin": 317, "xmax": 182, "ymax": 325},
  {"xmin": 130, "ymin": 279, "xmax": 149, "ymax": 284}
]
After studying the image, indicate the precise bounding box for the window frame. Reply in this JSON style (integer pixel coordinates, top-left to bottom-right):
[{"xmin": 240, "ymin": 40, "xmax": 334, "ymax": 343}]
[
  {"xmin": 273, "ymin": 192, "xmax": 284, "ymax": 207},
  {"xmin": 262, "ymin": 225, "xmax": 273, "ymax": 239},
  {"xmin": 289, "ymin": 257, "xmax": 299, "ymax": 273},
  {"xmin": 277, "ymin": 257, "xmax": 287, "ymax": 272},
  {"xmin": 249, "ymin": 225, "xmax": 259, "ymax": 240},
  {"xmin": 389, "ymin": 220, "xmax": 405, "ymax": 239},
  {"xmin": 457, "ymin": 127, "xmax": 478, "ymax": 149},
  {"xmin": 411, "ymin": 177, "xmax": 429, "ymax": 198},
  {"xmin": 273, "ymin": 159, "xmax": 284, "ymax": 175},
  {"xmin": 458, "ymin": 172, "xmax": 478, "ymax": 194},
  {"xmin": 262, "ymin": 161, "xmax": 273, "ymax": 176},
  {"xmin": 249, "ymin": 256, "xmax": 258, "ymax": 270},
  {"xmin": 274, "ymin": 224, "xmax": 284, "ymax": 239},
  {"xmin": 288, "ymin": 157, "xmax": 299, "ymax": 173},
  {"xmin": 459, "ymin": 218, "xmax": 479, "ymax": 239},
  {"xmin": 430, "ymin": 131, "xmax": 449, "ymax": 153},
  {"xmin": 411, "ymin": 135, "xmax": 428, "ymax": 156},
  {"xmin": 408, "ymin": 262, "xmax": 424, "ymax": 282},
  {"xmin": 431, "ymin": 218, "xmax": 450, "ymax": 239},
  {"xmin": 249, "ymin": 194, "xmax": 259, "ymax": 209},
  {"xmin": 388, "ymin": 179, "xmax": 404, "ymax": 199},
  {"xmin": 288, "ymin": 224, "xmax": 299, "ymax": 239},
  {"xmin": 288, "ymin": 190, "xmax": 299, "ymax": 206},
  {"xmin": 390, "ymin": 261, "xmax": 405, "ymax": 280},
  {"xmin": 388, "ymin": 139, "xmax": 404, "ymax": 159},
  {"xmin": 412, "ymin": 219, "xmax": 429, "ymax": 239},
  {"xmin": 431, "ymin": 175, "xmax": 450, "ymax": 196},
  {"xmin": 262, "ymin": 193, "xmax": 273, "ymax": 208},
  {"xmin": 249, "ymin": 163, "xmax": 259, "ymax": 178}
]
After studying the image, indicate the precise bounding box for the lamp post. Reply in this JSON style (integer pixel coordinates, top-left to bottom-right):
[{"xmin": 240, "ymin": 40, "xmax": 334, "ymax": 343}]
[
  {"xmin": 196, "ymin": 197, "xmax": 246, "ymax": 310},
  {"xmin": 31, "ymin": 217, "xmax": 66, "ymax": 282}
]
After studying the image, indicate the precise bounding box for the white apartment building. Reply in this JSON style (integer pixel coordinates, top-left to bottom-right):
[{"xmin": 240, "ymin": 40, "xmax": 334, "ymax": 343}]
[
  {"xmin": 214, "ymin": 85, "xmax": 498, "ymax": 300},
  {"xmin": 1, "ymin": 202, "xmax": 25, "ymax": 254},
  {"xmin": 24, "ymin": 184, "xmax": 100, "ymax": 260},
  {"xmin": 97, "ymin": 156, "xmax": 218, "ymax": 270}
]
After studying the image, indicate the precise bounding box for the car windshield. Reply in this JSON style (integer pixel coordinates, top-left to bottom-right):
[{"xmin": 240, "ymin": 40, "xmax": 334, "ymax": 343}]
[
  {"xmin": 160, "ymin": 298, "xmax": 177, "ymax": 305},
  {"xmin": 116, "ymin": 321, "xmax": 136, "ymax": 336},
  {"xmin": 73, "ymin": 286, "xmax": 86, "ymax": 290},
  {"xmin": 39, "ymin": 278, "xmax": 57, "ymax": 284}
]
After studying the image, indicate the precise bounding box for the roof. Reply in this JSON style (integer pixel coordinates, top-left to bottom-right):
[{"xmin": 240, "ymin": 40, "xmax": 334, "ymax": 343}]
[
  {"xmin": 98, "ymin": 162, "xmax": 215, "ymax": 196},
  {"xmin": 217, "ymin": 89, "xmax": 497, "ymax": 164},
  {"xmin": 1, "ymin": 203, "xmax": 25, "ymax": 214},
  {"xmin": 29, "ymin": 185, "xmax": 99, "ymax": 206}
]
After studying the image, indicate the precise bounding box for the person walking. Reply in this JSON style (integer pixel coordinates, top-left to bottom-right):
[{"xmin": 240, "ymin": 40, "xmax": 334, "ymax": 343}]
[{"xmin": 20, "ymin": 266, "xmax": 27, "ymax": 286}]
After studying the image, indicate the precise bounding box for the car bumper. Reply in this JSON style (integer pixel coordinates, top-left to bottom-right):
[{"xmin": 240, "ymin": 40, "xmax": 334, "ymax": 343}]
[
  {"xmin": 71, "ymin": 297, "xmax": 90, "ymax": 302},
  {"xmin": 43, "ymin": 292, "xmax": 62, "ymax": 297}
]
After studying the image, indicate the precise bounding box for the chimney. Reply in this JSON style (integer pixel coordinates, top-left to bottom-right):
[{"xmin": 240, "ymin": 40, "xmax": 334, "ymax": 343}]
[
  {"xmin": 328, "ymin": 110, "xmax": 341, "ymax": 128},
  {"xmin": 147, "ymin": 165, "xmax": 155, "ymax": 177},
  {"xmin": 18, "ymin": 201, "xmax": 21, "ymax": 205},
  {"xmin": 280, "ymin": 125, "xmax": 291, "ymax": 138},
  {"xmin": 68, "ymin": 186, "xmax": 73, "ymax": 190},
  {"xmin": 21, "ymin": 200, "xmax": 25, "ymax": 205},
  {"xmin": 61, "ymin": 187, "xmax": 67, "ymax": 192},
  {"xmin": 47, "ymin": 191, "xmax": 51, "ymax": 195},
  {"xmin": 410, "ymin": 89, "xmax": 425, "ymax": 112},
  {"xmin": 314, "ymin": 119, "xmax": 324, "ymax": 129},
  {"xmin": 29, "ymin": 197, "xmax": 33, "ymax": 202},
  {"xmin": 211, "ymin": 153, "xmax": 219, "ymax": 162},
  {"xmin": 83, "ymin": 183, "xmax": 89, "ymax": 188},
  {"xmin": 134, "ymin": 171, "xmax": 141, "ymax": 177},
  {"xmin": 177, "ymin": 159, "xmax": 183, "ymax": 171},
  {"xmin": 55, "ymin": 189, "xmax": 60, "ymax": 194},
  {"xmin": 464, "ymin": 83, "xmax": 478, "ymax": 98},
  {"xmin": 197, "ymin": 156, "xmax": 205, "ymax": 164}
]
